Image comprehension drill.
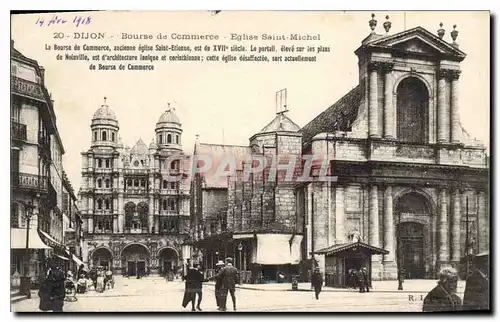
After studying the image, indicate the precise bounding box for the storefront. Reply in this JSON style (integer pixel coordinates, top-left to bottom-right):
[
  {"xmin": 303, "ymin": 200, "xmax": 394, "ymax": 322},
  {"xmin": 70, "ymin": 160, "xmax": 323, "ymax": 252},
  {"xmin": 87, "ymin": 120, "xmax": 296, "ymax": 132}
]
[
  {"xmin": 315, "ymin": 241, "xmax": 388, "ymax": 288},
  {"xmin": 38, "ymin": 229, "xmax": 71, "ymax": 273},
  {"xmin": 10, "ymin": 227, "xmax": 52, "ymax": 289}
]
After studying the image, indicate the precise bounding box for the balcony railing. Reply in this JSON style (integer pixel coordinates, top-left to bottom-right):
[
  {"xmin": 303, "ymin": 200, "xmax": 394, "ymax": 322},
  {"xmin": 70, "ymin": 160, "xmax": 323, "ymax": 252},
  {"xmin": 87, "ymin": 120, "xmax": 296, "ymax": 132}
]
[
  {"xmin": 11, "ymin": 171, "xmax": 48, "ymax": 192},
  {"xmin": 11, "ymin": 121, "xmax": 27, "ymax": 141},
  {"xmin": 123, "ymin": 168, "xmax": 149, "ymax": 174}
]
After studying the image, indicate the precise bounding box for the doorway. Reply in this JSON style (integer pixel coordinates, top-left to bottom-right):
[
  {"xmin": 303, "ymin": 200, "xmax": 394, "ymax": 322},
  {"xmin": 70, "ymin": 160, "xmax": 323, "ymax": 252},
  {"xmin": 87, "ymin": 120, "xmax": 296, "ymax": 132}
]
[
  {"xmin": 137, "ymin": 261, "xmax": 146, "ymax": 276},
  {"xmin": 127, "ymin": 261, "xmax": 136, "ymax": 276},
  {"xmin": 398, "ymin": 222, "xmax": 425, "ymax": 279}
]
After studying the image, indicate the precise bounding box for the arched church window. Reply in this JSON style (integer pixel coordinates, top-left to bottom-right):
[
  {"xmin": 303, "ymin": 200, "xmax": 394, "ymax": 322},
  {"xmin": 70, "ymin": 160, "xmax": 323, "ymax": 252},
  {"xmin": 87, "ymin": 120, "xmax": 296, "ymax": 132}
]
[
  {"xmin": 141, "ymin": 179, "xmax": 146, "ymax": 187},
  {"xmin": 105, "ymin": 199, "xmax": 110, "ymax": 210},
  {"xmin": 111, "ymin": 132, "xmax": 115, "ymax": 142},
  {"xmin": 170, "ymin": 182, "xmax": 176, "ymax": 190},
  {"xmin": 97, "ymin": 158, "xmax": 102, "ymax": 168},
  {"xmin": 159, "ymin": 134, "xmax": 163, "ymax": 144},
  {"xmin": 105, "ymin": 179, "xmax": 110, "ymax": 188},
  {"xmin": 396, "ymin": 77, "xmax": 429, "ymax": 144},
  {"xmin": 176, "ymin": 135, "xmax": 179, "ymax": 144},
  {"xmin": 167, "ymin": 134, "xmax": 172, "ymax": 143},
  {"xmin": 105, "ymin": 159, "xmax": 110, "ymax": 168},
  {"xmin": 97, "ymin": 178, "xmax": 102, "ymax": 188},
  {"xmin": 163, "ymin": 200, "xmax": 167, "ymax": 210},
  {"xmin": 134, "ymin": 179, "xmax": 139, "ymax": 187},
  {"xmin": 127, "ymin": 179, "xmax": 132, "ymax": 187},
  {"xmin": 169, "ymin": 199, "xmax": 175, "ymax": 211},
  {"xmin": 93, "ymin": 131, "xmax": 97, "ymax": 141},
  {"xmin": 102, "ymin": 131, "xmax": 107, "ymax": 141},
  {"xmin": 163, "ymin": 180, "xmax": 168, "ymax": 189},
  {"xmin": 97, "ymin": 199, "xmax": 103, "ymax": 210}
]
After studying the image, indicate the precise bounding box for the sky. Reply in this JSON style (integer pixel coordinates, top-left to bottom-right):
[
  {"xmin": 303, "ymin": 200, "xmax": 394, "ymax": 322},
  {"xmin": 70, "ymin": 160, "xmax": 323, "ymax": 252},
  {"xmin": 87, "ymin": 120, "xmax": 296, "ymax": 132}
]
[{"xmin": 10, "ymin": 11, "xmax": 490, "ymax": 191}]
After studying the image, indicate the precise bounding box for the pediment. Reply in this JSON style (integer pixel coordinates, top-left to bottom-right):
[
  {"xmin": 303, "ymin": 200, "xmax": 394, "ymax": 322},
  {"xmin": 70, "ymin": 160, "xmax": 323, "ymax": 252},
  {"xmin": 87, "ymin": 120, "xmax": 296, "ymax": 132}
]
[{"xmin": 367, "ymin": 27, "xmax": 466, "ymax": 59}]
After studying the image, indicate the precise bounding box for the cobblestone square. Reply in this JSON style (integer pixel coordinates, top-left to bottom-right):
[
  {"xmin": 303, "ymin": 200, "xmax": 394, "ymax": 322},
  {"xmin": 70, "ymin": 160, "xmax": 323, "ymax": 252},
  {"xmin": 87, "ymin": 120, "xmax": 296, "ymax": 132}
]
[{"xmin": 11, "ymin": 277, "xmax": 466, "ymax": 312}]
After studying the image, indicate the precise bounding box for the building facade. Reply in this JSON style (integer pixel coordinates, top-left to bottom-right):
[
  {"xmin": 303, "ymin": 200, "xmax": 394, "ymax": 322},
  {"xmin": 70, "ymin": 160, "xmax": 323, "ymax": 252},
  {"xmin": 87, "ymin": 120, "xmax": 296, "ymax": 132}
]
[
  {"xmin": 79, "ymin": 103, "xmax": 192, "ymax": 277},
  {"xmin": 62, "ymin": 171, "xmax": 85, "ymax": 272},
  {"xmin": 298, "ymin": 19, "xmax": 489, "ymax": 282},
  {"xmin": 191, "ymin": 19, "xmax": 489, "ymax": 284},
  {"xmin": 191, "ymin": 113, "xmax": 306, "ymax": 283},
  {"xmin": 10, "ymin": 40, "xmax": 75, "ymax": 289}
]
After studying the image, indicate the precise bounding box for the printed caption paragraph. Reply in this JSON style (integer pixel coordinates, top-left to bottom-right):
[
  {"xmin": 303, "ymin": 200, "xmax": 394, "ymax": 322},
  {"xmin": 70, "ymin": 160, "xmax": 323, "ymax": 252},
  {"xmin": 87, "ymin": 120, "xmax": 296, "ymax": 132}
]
[{"xmin": 47, "ymin": 32, "xmax": 332, "ymax": 71}]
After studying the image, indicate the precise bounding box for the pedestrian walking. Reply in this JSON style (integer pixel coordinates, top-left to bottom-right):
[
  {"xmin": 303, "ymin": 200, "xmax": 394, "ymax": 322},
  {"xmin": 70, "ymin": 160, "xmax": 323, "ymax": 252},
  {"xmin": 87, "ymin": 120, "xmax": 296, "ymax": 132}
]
[
  {"xmin": 463, "ymin": 252, "xmax": 489, "ymax": 311},
  {"xmin": 49, "ymin": 265, "xmax": 66, "ymax": 312},
  {"xmin": 311, "ymin": 267, "xmax": 323, "ymax": 300},
  {"xmin": 361, "ymin": 267, "xmax": 370, "ymax": 292},
  {"xmin": 38, "ymin": 273, "xmax": 53, "ymax": 312},
  {"xmin": 210, "ymin": 257, "xmax": 238, "ymax": 311},
  {"xmin": 356, "ymin": 268, "xmax": 365, "ymax": 293},
  {"xmin": 182, "ymin": 264, "xmax": 205, "ymax": 311},
  {"xmin": 423, "ymin": 268, "xmax": 462, "ymax": 312},
  {"xmin": 214, "ymin": 260, "xmax": 225, "ymax": 309},
  {"xmin": 96, "ymin": 268, "xmax": 105, "ymax": 293}
]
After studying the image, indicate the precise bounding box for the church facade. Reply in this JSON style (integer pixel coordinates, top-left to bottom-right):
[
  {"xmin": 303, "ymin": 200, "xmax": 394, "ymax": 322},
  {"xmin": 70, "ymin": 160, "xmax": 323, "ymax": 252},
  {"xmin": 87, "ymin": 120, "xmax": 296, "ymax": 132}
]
[
  {"xmin": 79, "ymin": 101, "xmax": 192, "ymax": 277},
  {"xmin": 297, "ymin": 18, "xmax": 489, "ymax": 281}
]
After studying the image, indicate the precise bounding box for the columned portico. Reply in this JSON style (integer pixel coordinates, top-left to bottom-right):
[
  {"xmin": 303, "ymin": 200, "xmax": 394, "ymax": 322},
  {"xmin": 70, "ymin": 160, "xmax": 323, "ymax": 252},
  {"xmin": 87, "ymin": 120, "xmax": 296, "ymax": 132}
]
[
  {"xmin": 335, "ymin": 185, "xmax": 345, "ymax": 243},
  {"xmin": 368, "ymin": 62, "xmax": 380, "ymax": 138},
  {"xmin": 438, "ymin": 189, "xmax": 449, "ymax": 268},
  {"xmin": 437, "ymin": 69, "xmax": 449, "ymax": 143},
  {"xmin": 451, "ymin": 189, "xmax": 461, "ymax": 263},
  {"xmin": 450, "ymin": 71, "xmax": 462, "ymax": 144},
  {"xmin": 383, "ymin": 186, "xmax": 394, "ymax": 262},
  {"xmin": 369, "ymin": 184, "xmax": 382, "ymax": 278},
  {"xmin": 383, "ymin": 63, "xmax": 395, "ymax": 139}
]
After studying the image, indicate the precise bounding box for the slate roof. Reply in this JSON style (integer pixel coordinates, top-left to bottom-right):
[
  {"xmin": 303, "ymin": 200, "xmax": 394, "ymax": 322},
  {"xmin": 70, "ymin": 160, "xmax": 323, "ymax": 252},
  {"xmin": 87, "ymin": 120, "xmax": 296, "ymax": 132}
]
[
  {"xmin": 314, "ymin": 241, "xmax": 389, "ymax": 256},
  {"xmin": 195, "ymin": 143, "xmax": 252, "ymax": 188},
  {"xmin": 300, "ymin": 84, "xmax": 364, "ymax": 146},
  {"xmin": 258, "ymin": 113, "xmax": 301, "ymax": 134},
  {"xmin": 130, "ymin": 138, "xmax": 149, "ymax": 155}
]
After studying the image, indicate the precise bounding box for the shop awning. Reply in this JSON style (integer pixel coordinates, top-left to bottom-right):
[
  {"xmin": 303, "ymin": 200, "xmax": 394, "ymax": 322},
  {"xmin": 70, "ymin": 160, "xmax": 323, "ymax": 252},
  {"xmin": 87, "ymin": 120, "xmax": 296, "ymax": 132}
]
[
  {"xmin": 314, "ymin": 241, "xmax": 389, "ymax": 257},
  {"xmin": 38, "ymin": 229, "xmax": 66, "ymax": 250},
  {"xmin": 290, "ymin": 235, "xmax": 303, "ymax": 265},
  {"xmin": 54, "ymin": 254, "xmax": 69, "ymax": 261},
  {"xmin": 11, "ymin": 228, "xmax": 52, "ymax": 249},
  {"xmin": 256, "ymin": 234, "xmax": 292, "ymax": 265},
  {"xmin": 72, "ymin": 254, "xmax": 85, "ymax": 267},
  {"xmin": 233, "ymin": 234, "xmax": 254, "ymax": 240}
]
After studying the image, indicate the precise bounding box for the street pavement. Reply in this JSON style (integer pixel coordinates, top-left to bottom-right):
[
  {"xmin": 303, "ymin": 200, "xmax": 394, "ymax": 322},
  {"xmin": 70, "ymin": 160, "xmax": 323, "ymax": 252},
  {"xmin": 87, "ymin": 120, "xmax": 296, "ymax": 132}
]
[{"xmin": 11, "ymin": 276, "xmax": 466, "ymax": 312}]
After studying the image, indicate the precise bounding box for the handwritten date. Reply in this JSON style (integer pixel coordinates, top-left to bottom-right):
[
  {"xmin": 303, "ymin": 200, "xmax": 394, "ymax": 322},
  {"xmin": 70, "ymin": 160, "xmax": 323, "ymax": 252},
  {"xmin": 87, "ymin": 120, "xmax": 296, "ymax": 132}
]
[{"xmin": 36, "ymin": 15, "xmax": 91, "ymax": 27}]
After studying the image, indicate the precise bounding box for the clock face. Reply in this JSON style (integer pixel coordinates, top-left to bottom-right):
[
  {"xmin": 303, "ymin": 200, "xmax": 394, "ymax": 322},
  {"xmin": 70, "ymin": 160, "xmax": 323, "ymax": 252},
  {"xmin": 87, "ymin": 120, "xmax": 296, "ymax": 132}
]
[{"xmin": 134, "ymin": 160, "xmax": 140, "ymax": 167}]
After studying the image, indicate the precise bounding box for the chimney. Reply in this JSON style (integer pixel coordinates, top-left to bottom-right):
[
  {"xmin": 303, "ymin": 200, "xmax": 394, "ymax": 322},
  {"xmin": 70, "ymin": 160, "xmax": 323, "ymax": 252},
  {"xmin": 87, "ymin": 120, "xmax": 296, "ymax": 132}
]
[{"xmin": 39, "ymin": 66, "xmax": 45, "ymax": 85}]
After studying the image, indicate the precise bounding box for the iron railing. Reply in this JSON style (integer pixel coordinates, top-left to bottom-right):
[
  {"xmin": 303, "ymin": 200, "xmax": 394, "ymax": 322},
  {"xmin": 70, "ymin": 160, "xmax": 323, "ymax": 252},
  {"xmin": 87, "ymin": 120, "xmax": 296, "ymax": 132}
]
[
  {"xmin": 11, "ymin": 171, "xmax": 48, "ymax": 192},
  {"xmin": 11, "ymin": 121, "xmax": 27, "ymax": 141}
]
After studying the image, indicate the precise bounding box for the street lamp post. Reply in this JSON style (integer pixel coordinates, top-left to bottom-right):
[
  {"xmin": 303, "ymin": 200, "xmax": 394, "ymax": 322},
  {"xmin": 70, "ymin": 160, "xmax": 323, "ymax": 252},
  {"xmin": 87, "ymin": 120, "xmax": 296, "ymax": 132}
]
[
  {"xmin": 20, "ymin": 199, "xmax": 36, "ymax": 299},
  {"xmin": 237, "ymin": 242, "xmax": 243, "ymax": 284}
]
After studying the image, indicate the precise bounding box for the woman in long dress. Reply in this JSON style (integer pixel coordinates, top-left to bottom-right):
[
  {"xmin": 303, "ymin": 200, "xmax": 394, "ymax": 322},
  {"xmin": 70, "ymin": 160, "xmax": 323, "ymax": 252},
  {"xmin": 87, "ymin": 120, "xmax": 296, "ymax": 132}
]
[{"xmin": 96, "ymin": 269, "xmax": 105, "ymax": 293}]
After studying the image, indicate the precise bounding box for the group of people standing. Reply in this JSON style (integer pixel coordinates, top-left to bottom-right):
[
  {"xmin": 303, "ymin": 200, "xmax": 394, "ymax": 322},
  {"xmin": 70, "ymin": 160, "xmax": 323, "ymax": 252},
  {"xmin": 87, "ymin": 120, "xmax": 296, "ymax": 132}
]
[
  {"xmin": 423, "ymin": 254, "xmax": 489, "ymax": 312},
  {"xmin": 345, "ymin": 268, "xmax": 370, "ymax": 293},
  {"xmin": 181, "ymin": 257, "xmax": 238, "ymax": 312}
]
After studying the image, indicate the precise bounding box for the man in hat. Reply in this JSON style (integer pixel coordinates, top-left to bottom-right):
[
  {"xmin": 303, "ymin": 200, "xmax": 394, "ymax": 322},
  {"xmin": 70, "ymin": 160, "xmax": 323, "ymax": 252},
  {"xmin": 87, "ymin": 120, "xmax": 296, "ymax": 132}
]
[
  {"xmin": 463, "ymin": 252, "xmax": 489, "ymax": 311},
  {"xmin": 182, "ymin": 263, "xmax": 205, "ymax": 311},
  {"xmin": 423, "ymin": 267, "xmax": 462, "ymax": 312},
  {"xmin": 210, "ymin": 257, "xmax": 238, "ymax": 311},
  {"xmin": 214, "ymin": 260, "xmax": 225, "ymax": 310},
  {"xmin": 311, "ymin": 267, "xmax": 323, "ymax": 300}
]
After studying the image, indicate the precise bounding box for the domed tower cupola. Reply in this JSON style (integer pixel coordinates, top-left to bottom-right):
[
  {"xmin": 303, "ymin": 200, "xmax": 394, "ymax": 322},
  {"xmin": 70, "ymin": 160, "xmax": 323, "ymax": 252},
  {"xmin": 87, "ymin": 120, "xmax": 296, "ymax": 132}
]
[
  {"xmin": 91, "ymin": 97, "xmax": 120, "ymax": 148},
  {"xmin": 155, "ymin": 103, "xmax": 182, "ymax": 151}
]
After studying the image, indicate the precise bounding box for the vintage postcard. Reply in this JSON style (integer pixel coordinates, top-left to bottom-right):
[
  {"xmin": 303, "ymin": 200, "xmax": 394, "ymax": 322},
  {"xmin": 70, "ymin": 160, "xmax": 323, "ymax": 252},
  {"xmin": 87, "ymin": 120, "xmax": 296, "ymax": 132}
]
[{"xmin": 10, "ymin": 10, "xmax": 490, "ymax": 313}]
